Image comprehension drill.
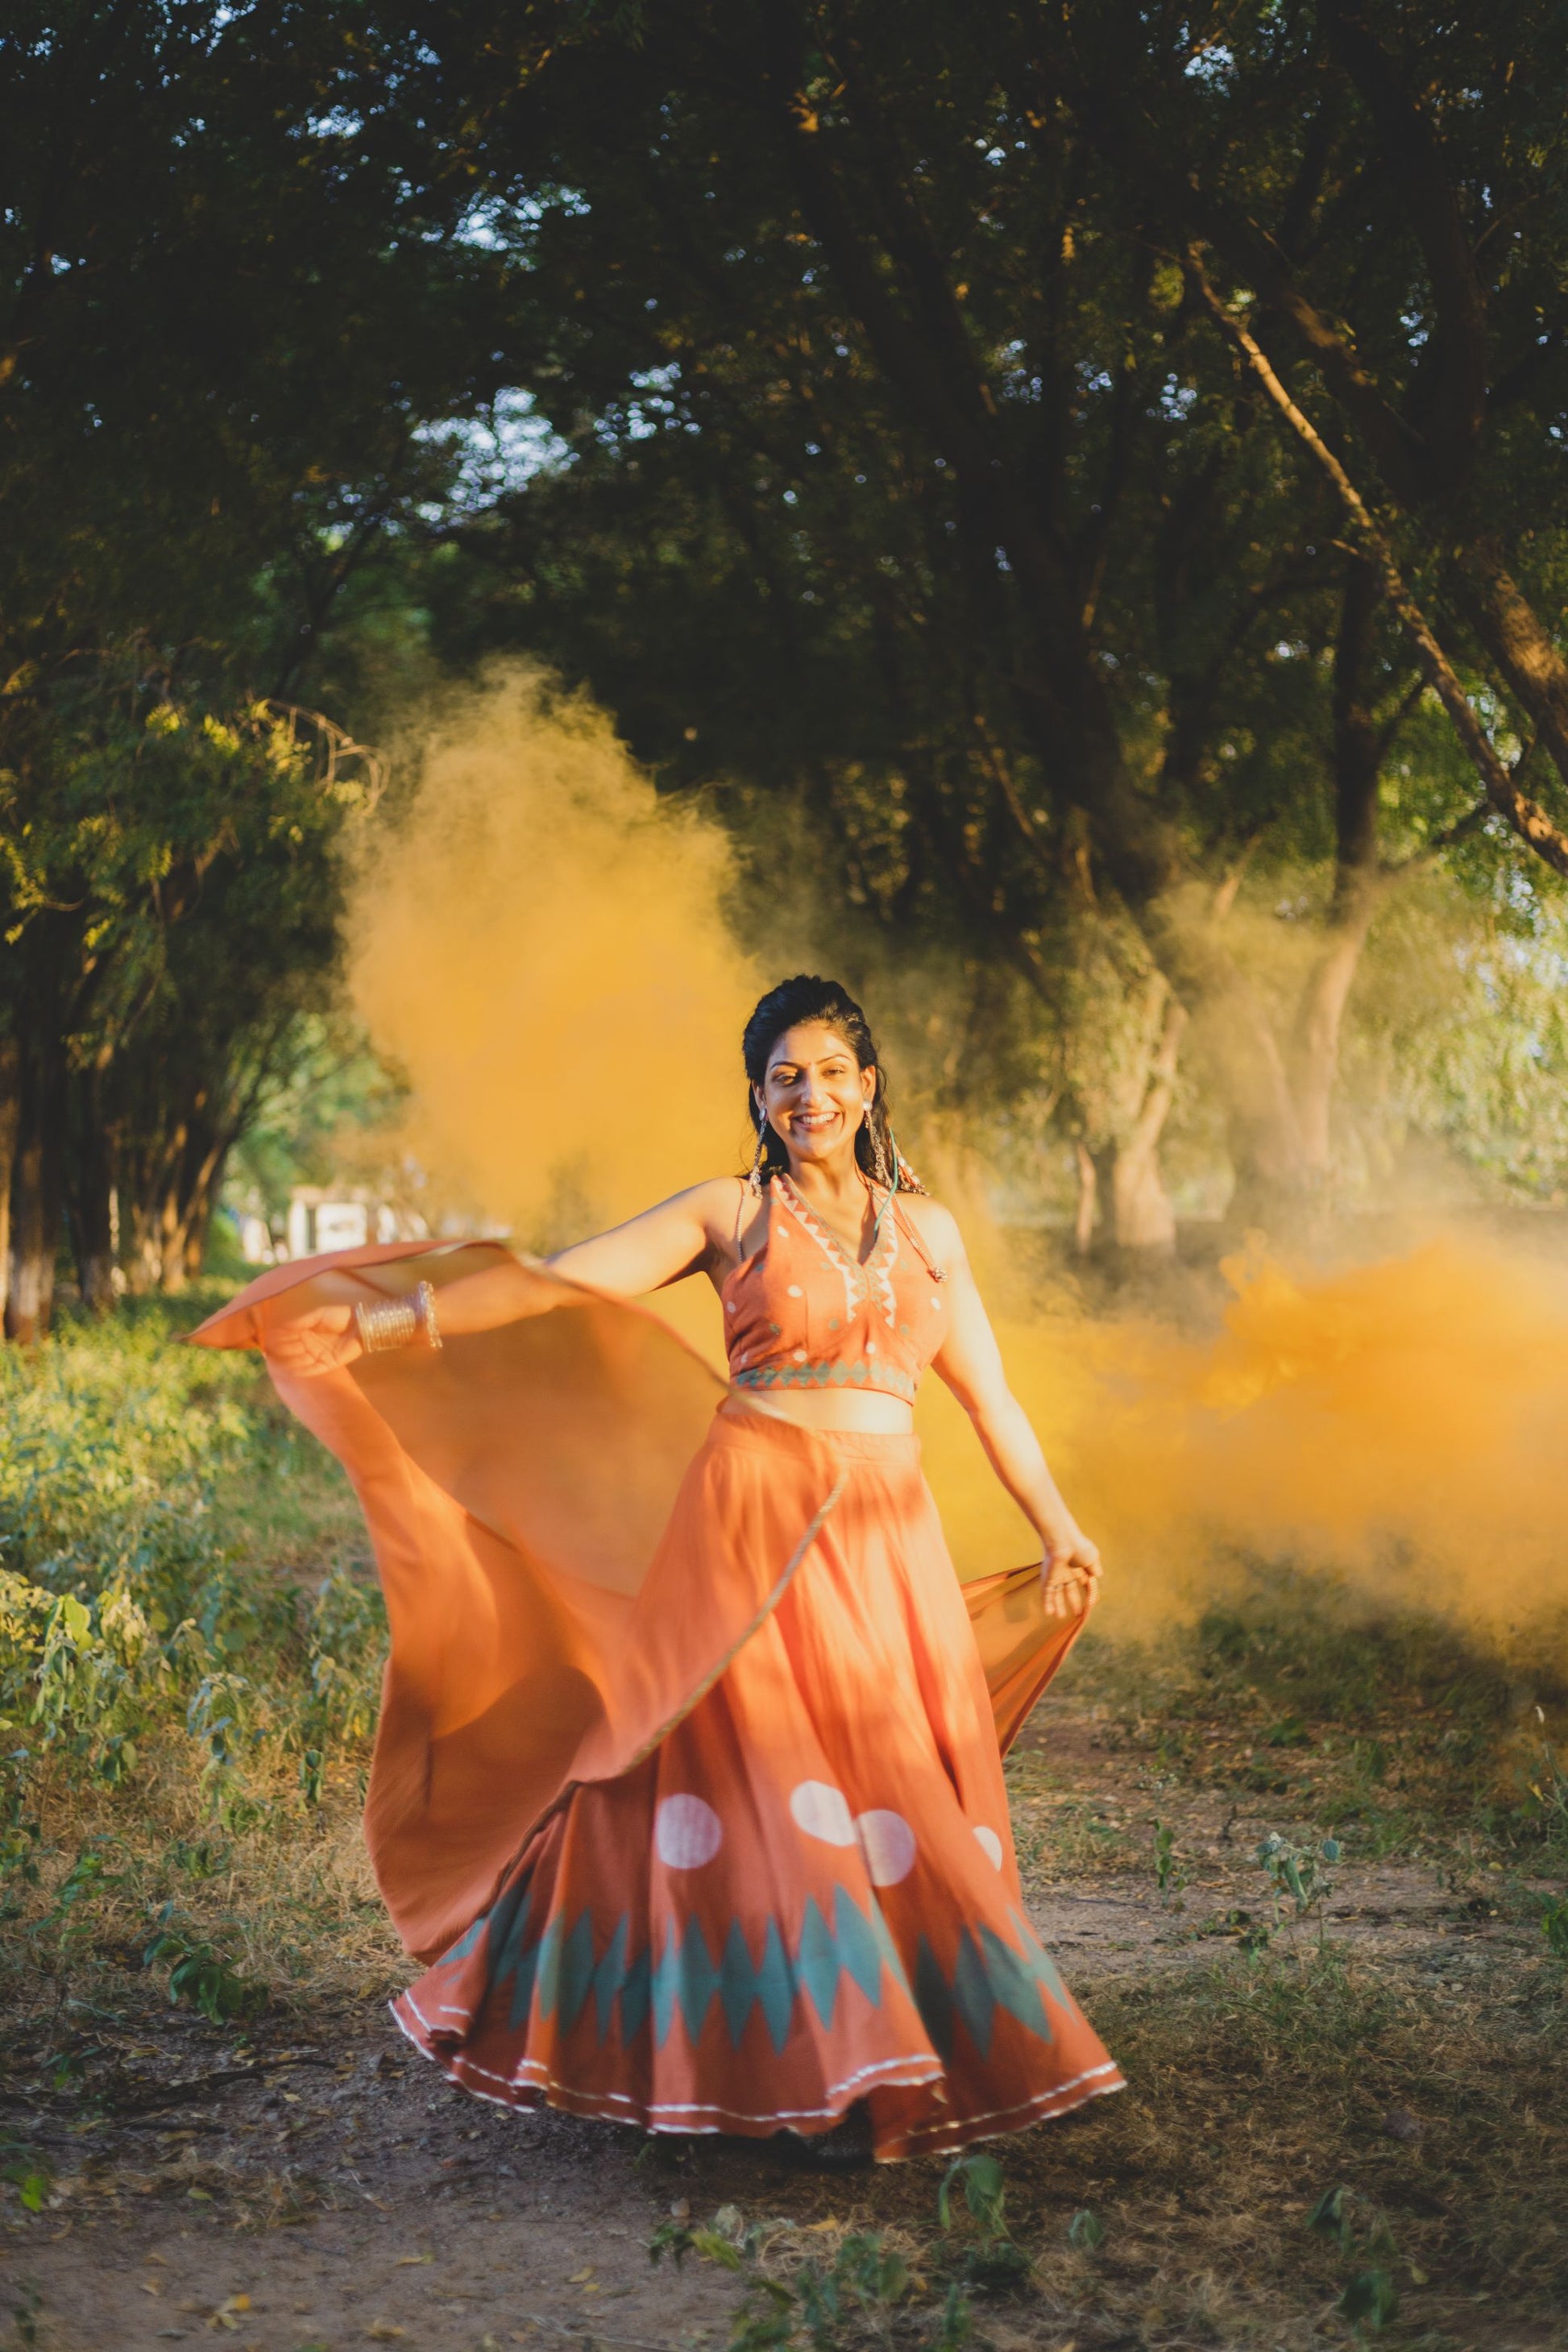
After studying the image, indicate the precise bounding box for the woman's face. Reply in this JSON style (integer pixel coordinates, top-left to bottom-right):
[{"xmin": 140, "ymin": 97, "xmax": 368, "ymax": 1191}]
[{"xmin": 757, "ymin": 1021, "xmax": 876, "ymax": 1169}]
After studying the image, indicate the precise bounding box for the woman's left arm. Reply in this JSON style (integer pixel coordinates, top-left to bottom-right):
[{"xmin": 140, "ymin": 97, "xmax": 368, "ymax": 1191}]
[{"xmin": 919, "ymin": 1205, "xmax": 1101, "ymax": 1621}]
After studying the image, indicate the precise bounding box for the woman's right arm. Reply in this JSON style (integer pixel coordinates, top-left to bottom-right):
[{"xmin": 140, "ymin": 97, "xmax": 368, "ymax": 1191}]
[{"xmin": 263, "ymin": 1180, "xmax": 740, "ymax": 1376}]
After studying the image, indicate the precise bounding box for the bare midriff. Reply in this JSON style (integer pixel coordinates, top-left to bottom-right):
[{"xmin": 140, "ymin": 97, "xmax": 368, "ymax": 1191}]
[{"xmin": 720, "ymin": 1383, "xmax": 915, "ymax": 1433}]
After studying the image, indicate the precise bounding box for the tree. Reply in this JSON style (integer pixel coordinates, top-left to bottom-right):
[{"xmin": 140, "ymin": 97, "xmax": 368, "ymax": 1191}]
[
  {"xmin": 0, "ymin": 1, "xmax": 529, "ymax": 1328},
  {"xmin": 400, "ymin": 0, "xmax": 1553, "ymax": 1225}
]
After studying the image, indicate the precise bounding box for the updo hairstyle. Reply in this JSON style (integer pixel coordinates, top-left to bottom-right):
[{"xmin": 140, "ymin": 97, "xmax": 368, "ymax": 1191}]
[{"xmin": 740, "ymin": 973, "xmax": 926, "ymax": 1193}]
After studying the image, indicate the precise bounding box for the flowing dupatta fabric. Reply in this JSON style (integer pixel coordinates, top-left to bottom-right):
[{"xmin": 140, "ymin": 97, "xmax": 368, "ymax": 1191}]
[{"xmin": 189, "ymin": 1242, "xmax": 1089, "ymax": 1968}]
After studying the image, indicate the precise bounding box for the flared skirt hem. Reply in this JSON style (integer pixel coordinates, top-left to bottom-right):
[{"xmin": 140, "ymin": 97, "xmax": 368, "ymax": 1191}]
[{"xmin": 389, "ymin": 1989, "xmax": 1124, "ymax": 2160}]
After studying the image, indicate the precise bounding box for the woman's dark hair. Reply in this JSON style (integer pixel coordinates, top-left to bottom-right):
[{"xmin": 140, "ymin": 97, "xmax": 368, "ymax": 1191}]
[{"xmin": 740, "ymin": 974, "xmax": 925, "ymax": 1193}]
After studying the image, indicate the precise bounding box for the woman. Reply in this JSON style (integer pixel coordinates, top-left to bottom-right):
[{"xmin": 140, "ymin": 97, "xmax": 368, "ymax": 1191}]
[{"xmin": 193, "ymin": 975, "xmax": 1122, "ymax": 2160}]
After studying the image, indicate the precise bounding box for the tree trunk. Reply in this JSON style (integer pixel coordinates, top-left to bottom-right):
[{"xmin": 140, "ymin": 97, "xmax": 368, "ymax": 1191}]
[
  {"xmin": 1452, "ymin": 536, "xmax": 1568, "ymax": 799},
  {"xmin": 118, "ymin": 1123, "xmax": 184, "ymax": 1296},
  {"xmin": 1291, "ymin": 907, "xmax": 1375, "ymax": 1180},
  {"xmin": 0, "ymin": 1035, "xmax": 19, "ymax": 1333},
  {"xmin": 1109, "ymin": 996, "xmax": 1186, "ymax": 1253},
  {"xmin": 67, "ymin": 1066, "xmax": 118, "ymax": 1317},
  {"xmin": 6, "ymin": 1039, "xmax": 64, "ymax": 1342},
  {"xmin": 135, "ymin": 1101, "xmax": 230, "ymax": 1293},
  {"xmin": 1289, "ymin": 558, "xmax": 1396, "ymax": 1186},
  {"xmin": 177, "ymin": 1135, "xmax": 229, "ymax": 1285},
  {"xmin": 1072, "ymin": 1140, "xmax": 1098, "ymax": 1255}
]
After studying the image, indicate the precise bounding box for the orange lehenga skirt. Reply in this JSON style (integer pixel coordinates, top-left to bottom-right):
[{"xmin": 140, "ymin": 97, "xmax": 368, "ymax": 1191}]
[{"xmin": 193, "ymin": 1242, "xmax": 1123, "ymax": 2159}]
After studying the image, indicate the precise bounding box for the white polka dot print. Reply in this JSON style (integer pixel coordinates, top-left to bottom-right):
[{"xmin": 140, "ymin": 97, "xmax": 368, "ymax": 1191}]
[
  {"xmin": 789, "ymin": 1780, "xmax": 856, "ymax": 1846},
  {"xmin": 654, "ymin": 1794, "xmax": 724, "ymax": 1869},
  {"xmin": 973, "ymin": 1825, "xmax": 1004, "ymax": 1869},
  {"xmin": 856, "ymin": 1809, "xmax": 917, "ymax": 1886},
  {"xmin": 787, "ymin": 1284, "xmax": 803, "ymax": 1298}
]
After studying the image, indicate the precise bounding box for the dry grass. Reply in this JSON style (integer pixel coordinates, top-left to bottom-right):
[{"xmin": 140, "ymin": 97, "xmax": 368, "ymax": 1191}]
[{"xmin": 0, "ymin": 1306, "xmax": 1564, "ymax": 2348}]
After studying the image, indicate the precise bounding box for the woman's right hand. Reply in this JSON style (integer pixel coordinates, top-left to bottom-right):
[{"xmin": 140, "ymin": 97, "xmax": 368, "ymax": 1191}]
[
  {"xmin": 1040, "ymin": 1526, "xmax": 1102, "ymax": 1621},
  {"xmin": 263, "ymin": 1302, "xmax": 363, "ymax": 1379}
]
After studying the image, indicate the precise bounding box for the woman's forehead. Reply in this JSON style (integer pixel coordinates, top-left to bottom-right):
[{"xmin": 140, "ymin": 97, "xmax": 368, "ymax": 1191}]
[{"xmin": 766, "ymin": 1020, "xmax": 862, "ymax": 1068}]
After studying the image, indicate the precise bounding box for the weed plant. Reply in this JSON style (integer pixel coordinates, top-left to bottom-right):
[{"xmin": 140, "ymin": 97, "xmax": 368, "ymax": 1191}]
[
  {"xmin": 1068, "ymin": 1561, "xmax": 1568, "ymax": 1877},
  {"xmin": 0, "ymin": 1296, "xmax": 397, "ymax": 2017},
  {"xmin": 1, "ymin": 1307, "xmax": 1564, "ymax": 2336}
]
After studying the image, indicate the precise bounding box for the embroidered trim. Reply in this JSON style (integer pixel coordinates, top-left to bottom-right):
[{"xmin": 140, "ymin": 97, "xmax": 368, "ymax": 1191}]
[
  {"xmin": 389, "ymin": 1995, "xmax": 1125, "ymax": 2155},
  {"xmin": 774, "ymin": 1172, "xmax": 894, "ymax": 1320},
  {"xmin": 731, "ymin": 1360, "xmax": 919, "ymax": 1402}
]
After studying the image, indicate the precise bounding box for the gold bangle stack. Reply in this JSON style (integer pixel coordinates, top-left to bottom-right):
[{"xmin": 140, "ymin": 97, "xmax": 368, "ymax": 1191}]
[{"xmin": 354, "ymin": 1279, "xmax": 442, "ymax": 1357}]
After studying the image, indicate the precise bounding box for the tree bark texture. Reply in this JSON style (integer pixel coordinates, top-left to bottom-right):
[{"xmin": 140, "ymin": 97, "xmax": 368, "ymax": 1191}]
[
  {"xmin": 1108, "ymin": 997, "xmax": 1186, "ymax": 1254},
  {"xmin": 0, "ymin": 1035, "xmax": 19, "ymax": 1331},
  {"xmin": 67, "ymin": 1064, "xmax": 118, "ymax": 1316},
  {"xmin": 6, "ymin": 1036, "xmax": 64, "ymax": 1342}
]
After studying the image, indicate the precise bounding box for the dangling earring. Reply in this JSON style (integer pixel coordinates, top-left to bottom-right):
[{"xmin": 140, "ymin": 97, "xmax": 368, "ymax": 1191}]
[
  {"xmin": 747, "ymin": 1112, "xmax": 770, "ymax": 1196},
  {"xmin": 870, "ymin": 1117, "xmax": 892, "ymax": 1188}
]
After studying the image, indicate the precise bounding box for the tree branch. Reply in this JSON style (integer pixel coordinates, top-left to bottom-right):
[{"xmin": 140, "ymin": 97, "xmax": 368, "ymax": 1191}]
[{"xmin": 1190, "ymin": 256, "xmax": 1568, "ymax": 881}]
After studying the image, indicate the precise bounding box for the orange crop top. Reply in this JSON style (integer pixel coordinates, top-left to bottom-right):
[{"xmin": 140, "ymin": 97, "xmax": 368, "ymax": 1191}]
[{"xmin": 722, "ymin": 1171, "xmax": 949, "ymax": 1404}]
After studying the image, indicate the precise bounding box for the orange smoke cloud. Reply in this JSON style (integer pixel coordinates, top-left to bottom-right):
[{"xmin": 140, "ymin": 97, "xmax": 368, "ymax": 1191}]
[
  {"xmin": 347, "ymin": 666, "xmax": 762, "ymax": 1264},
  {"xmin": 922, "ymin": 1234, "xmax": 1568, "ymax": 1631},
  {"xmin": 346, "ymin": 668, "xmax": 1568, "ymax": 1636}
]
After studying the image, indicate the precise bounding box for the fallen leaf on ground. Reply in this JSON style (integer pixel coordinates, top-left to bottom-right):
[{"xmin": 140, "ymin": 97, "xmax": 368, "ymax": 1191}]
[
  {"xmin": 566, "ymin": 2267, "xmax": 595, "ymax": 2284},
  {"xmin": 394, "ymin": 2252, "xmax": 433, "ymax": 2266},
  {"xmin": 365, "ymin": 2325, "xmax": 406, "ymax": 2343}
]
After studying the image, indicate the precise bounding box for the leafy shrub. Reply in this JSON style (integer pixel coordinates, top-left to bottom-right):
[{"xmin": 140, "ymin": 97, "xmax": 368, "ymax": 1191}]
[{"xmin": 0, "ymin": 1302, "xmax": 387, "ymax": 1886}]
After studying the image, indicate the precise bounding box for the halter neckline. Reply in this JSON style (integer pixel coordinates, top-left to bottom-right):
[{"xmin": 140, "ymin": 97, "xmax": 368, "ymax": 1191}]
[{"xmin": 773, "ymin": 1168, "xmax": 893, "ymax": 1278}]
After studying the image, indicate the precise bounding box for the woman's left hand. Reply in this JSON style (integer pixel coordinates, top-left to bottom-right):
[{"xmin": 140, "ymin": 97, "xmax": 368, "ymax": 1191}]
[{"xmin": 1040, "ymin": 1528, "xmax": 1101, "ymax": 1621}]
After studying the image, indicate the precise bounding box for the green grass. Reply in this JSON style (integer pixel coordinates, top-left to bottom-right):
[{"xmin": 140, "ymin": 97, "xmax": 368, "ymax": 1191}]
[
  {"xmin": 1064, "ymin": 1563, "xmax": 1568, "ymax": 1881},
  {"xmin": 0, "ymin": 1294, "xmax": 396, "ymax": 2013},
  {"xmin": 0, "ymin": 1305, "xmax": 1564, "ymax": 2340}
]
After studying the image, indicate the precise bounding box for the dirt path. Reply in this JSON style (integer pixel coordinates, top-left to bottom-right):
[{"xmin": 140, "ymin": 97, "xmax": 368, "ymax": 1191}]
[{"xmin": 1, "ymin": 1691, "xmax": 1558, "ymax": 2350}]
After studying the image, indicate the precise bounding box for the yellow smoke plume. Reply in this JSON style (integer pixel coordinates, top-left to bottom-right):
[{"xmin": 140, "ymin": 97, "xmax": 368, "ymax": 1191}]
[
  {"xmin": 923, "ymin": 1234, "xmax": 1568, "ymax": 1634},
  {"xmin": 347, "ymin": 667, "xmax": 758, "ymax": 1272},
  {"xmin": 349, "ymin": 669, "xmax": 1568, "ymax": 1635}
]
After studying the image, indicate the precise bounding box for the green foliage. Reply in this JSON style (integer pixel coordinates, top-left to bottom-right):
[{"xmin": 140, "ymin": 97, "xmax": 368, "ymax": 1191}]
[
  {"xmin": 143, "ymin": 1906, "xmax": 268, "ymax": 2024},
  {"xmin": 223, "ymin": 1014, "xmax": 409, "ymax": 1234},
  {"xmin": 0, "ymin": 1308, "xmax": 386, "ymax": 1922},
  {"xmin": 1338, "ymin": 2270, "xmax": 1400, "ymax": 2333},
  {"xmin": 648, "ymin": 2218, "xmax": 746, "ymax": 2272},
  {"xmin": 1308, "ymin": 2188, "xmax": 1403, "ymax": 2334},
  {"xmin": 382, "ymin": 0, "xmax": 1568, "ymax": 1222},
  {"xmin": 648, "ymin": 2181, "xmax": 1006, "ymax": 2352},
  {"xmin": 1519, "ymin": 1713, "xmax": 1568, "ymax": 1878},
  {"xmin": 935, "ymin": 2151, "xmax": 1031, "ymax": 2295},
  {"xmin": 1153, "ymin": 1817, "xmax": 1188, "ymax": 1908},
  {"xmin": 0, "ymin": 1, "xmax": 529, "ymax": 1315},
  {"xmin": 1255, "ymin": 1832, "xmax": 1342, "ymax": 1927},
  {"xmin": 0, "ymin": 2147, "xmax": 51, "ymax": 2216},
  {"xmin": 935, "ymin": 2151, "xmax": 1006, "ymax": 2239},
  {"xmin": 1539, "ymin": 1892, "xmax": 1568, "ymax": 1965}
]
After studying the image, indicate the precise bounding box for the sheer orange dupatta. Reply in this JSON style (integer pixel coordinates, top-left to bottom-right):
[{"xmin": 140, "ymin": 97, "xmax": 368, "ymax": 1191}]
[{"xmin": 189, "ymin": 1242, "xmax": 1087, "ymax": 1964}]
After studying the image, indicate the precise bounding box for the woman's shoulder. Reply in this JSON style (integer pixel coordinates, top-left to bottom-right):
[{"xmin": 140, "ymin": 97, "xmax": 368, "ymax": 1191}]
[
  {"xmin": 898, "ymin": 1189, "xmax": 964, "ymax": 1262},
  {"xmin": 680, "ymin": 1174, "xmax": 756, "ymax": 1234}
]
